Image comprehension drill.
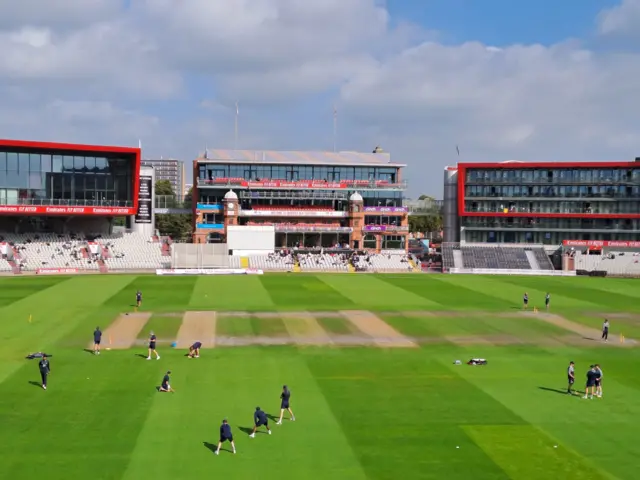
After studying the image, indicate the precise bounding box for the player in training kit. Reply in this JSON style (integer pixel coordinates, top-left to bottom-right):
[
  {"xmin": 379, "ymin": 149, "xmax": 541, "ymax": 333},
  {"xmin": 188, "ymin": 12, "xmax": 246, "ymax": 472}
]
[
  {"xmin": 545, "ymin": 293, "xmax": 551, "ymax": 311},
  {"xmin": 136, "ymin": 290, "xmax": 142, "ymax": 308},
  {"xmin": 567, "ymin": 361, "xmax": 575, "ymax": 394},
  {"xmin": 215, "ymin": 419, "xmax": 236, "ymax": 455},
  {"xmin": 601, "ymin": 319, "xmax": 609, "ymax": 342},
  {"xmin": 93, "ymin": 326, "xmax": 102, "ymax": 355},
  {"xmin": 147, "ymin": 331, "xmax": 160, "ymax": 360},
  {"xmin": 583, "ymin": 365, "xmax": 597, "ymax": 399},
  {"xmin": 249, "ymin": 407, "xmax": 271, "ymax": 438},
  {"xmin": 188, "ymin": 342, "xmax": 202, "ymax": 358},
  {"xmin": 159, "ymin": 370, "xmax": 174, "ymax": 392},
  {"xmin": 523, "ymin": 292, "xmax": 529, "ymax": 310},
  {"xmin": 594, "ymin": 364, "xmax": 603, "ymax": 398},
  {"xmin": 38, "ymin": 354, "xmax": 51, "ymax": 390},
  {"xmin": 277, "ymin": 385, "xmax": 295, "ymax": 424}
]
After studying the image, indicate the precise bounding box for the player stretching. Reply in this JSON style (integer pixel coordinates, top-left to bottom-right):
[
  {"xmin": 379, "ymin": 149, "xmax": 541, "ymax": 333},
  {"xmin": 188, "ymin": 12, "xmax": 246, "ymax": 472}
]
[
  {"xmin": 159, "ymin": 370, "xmax": 174, "ymax": 392},
  {"xmin": 567, "ymin": 361, "xmax": 575, "ymax": 395},
  {"xmin": 277, "ymin": 385, "xmax": 295, "ymax": 424},
  {"xmin": 188, "ymin": 342, "xmax": 202, "ymax": 358},
  {"xmin": 595, "ymin": 364, "xmax": 603, "ymax": 398},
  {"xmin": 249, "ymin": 407, "xmax": 272, "ymax": 438},
  {"xmin": 215, "ymin": 419, "xmax": 236, "ymax": 455}
]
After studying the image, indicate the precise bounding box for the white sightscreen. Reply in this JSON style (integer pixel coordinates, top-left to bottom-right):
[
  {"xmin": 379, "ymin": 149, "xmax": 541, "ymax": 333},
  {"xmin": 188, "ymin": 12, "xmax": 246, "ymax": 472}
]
[{"xmin": 227, "ymin": 225, "xmax": 275, "ymax": 252}]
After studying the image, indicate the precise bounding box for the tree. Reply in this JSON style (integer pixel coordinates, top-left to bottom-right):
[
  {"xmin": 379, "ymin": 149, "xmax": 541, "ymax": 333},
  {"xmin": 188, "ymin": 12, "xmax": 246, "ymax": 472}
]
[{"xmin": 155, "ymin": 180, "xmax": 175, "ymax": 196}]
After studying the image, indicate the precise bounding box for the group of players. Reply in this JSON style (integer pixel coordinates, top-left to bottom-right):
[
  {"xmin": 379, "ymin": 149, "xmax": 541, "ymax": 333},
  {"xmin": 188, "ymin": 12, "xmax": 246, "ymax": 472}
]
[{"xmin": 567, "ymin": 361, "xmax": 604, "ymax": 399}]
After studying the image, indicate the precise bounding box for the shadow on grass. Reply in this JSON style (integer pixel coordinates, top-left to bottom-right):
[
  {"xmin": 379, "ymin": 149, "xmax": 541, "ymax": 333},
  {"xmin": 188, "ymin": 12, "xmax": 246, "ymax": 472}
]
[
  {"xmin": 239, "ymin": 426, "xmax": 256, "ymax": 436},
  {"xmin": 134, "ymin": 354, "xmax": 148, "ymax": 358},
  {"xmin": 538, "ymin": 386, "xmax": 573, "ymax": 395},
  {"xmin": 267, "ymin": 413, "xmax": 279, "ymax": 422},
  {"xmin": 28, "ymin": 381, "xmax": 42, "ymax": 388},
  {"xmin": 83, "ymin": 349, "xmax": 95, "ymax": 355}
]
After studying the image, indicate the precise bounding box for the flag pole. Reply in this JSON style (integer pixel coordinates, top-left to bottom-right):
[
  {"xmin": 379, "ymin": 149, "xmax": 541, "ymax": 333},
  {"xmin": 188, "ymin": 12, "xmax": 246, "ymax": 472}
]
[
  {"xmin": 333, "ymin": 105, "xmax": 337, "ymax": 152},
  {"xmin": 234, "ymin": 102, "xmax": 239, "ymax": 150}
]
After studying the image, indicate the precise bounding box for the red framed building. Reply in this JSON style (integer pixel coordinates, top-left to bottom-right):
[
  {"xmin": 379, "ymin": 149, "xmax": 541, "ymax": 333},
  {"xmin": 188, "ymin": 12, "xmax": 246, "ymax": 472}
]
[
  {"xmin": 443, "ymin": 160, "xmax": 640, "ymax": 244},
  {"xmin": 0, "ymin": 139, "xmax": 140, "ymax": 217}
]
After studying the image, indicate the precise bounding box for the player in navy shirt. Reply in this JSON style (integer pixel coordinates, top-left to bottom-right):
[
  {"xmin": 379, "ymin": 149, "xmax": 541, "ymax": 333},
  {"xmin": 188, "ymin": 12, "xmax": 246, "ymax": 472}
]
[
  {"xmin": 38, "ymin": 354, "xmax": 51, "ymax": 390},
  {"xmin": 136, "ymin": 290, "xmax": 142, "ymax": 308},
  {"xmin": 93, "ymin": 327, "xmax": 102, "ymax": 355},
  {"xmin": 276, "ymin": 385, "xmax": 296, "ymax": 424},
  {"xmin": 523, "ymin": 292, "xmax": 529, "ymax": 310},
  {"xmin": 147, "ymin": 331, "xmax": 160, "ymax": 360},
  {"xmin": 215, "ymin": 419, "xmax": 236, "ymax": 455},
  {"xmin": 249, "ymin": 407, "xmax": 272, "ymax": 438},
  {"xmin": 188, "ymin": 341, "xmax": 202, "ymax": 358},
  {"xmin": 159, "ymin": 370, "xmax": 174, "ymax": 392},
  {"xmin": 583, "ymin": 365, "xmax": 598, "ymax": 399}
]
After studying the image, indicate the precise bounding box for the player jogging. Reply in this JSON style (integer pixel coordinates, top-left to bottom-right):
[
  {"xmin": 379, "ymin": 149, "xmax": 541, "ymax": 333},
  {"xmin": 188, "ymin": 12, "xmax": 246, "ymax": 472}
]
[
  {"xmin": 159, "ymin": 370, "xmax": 174, "ymax": 392},
  {"xmin": 188, "ymin": 342, "xmax": 202, "ymax": 358},
  {"xmin": 595, "ymin": 364, "xmax": 603, "ymax": 398},
  {"xmin": 136, "ymin": 290, "xmax": 142, "ymax": 308},
  {"xmin": 523, "ymin": 292, "xmax": 529, "ymax": 310},
  {"xmin": 93, "ymin": 326, "xmax": 102, "ymax": 355},
  {"xmin": 215, "ymin": 419, "xmax": 236, "ymax": 455},
  {"xmin": 567, "ymin": 361, "xmax": 575, "ymax": 395},
  {"xmin": 147, "ymin": 331, "xmax": 160, "ymax": 360},
  {"xmin": 545, "ymin": 293, "xmax": 550, "ymax": 311},
  {"xmin": 583, "ymin": 365, "xmax": 597, "ymax": 399},
  {"xmin": 601, "ymin": 319, "xmax": 609, "ymax": 342},
  {"xmin": 249, "ymin": 407, "xmax": 272, "ymax": 438},
  {"xmin": 276, "ymin": 385, "xmax": 295, "ymax": 424}
]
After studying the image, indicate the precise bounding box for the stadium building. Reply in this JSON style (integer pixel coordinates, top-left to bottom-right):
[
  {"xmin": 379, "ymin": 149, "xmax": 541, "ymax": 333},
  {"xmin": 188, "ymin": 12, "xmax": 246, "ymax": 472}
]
[
  {"xmin": 191, "ymin": 149, "xmax": 410, "ymax": 252},
  {"xmin": 443, "ymin": 160, "xmax": 640, "ymax": 244}
]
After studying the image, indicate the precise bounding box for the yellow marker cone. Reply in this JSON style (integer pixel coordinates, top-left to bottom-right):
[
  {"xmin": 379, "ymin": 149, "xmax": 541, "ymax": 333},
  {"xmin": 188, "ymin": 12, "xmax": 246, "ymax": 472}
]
[{"xmin": 28, "ymin": 314, "xmax": 32, "ymax": 323}]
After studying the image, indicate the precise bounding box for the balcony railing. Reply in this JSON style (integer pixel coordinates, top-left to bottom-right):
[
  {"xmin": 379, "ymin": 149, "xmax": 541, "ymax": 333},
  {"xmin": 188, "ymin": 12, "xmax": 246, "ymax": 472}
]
[
  {"xmin": 0, "ymin": 198, "xmax": 133, "ymax": 207},
  {"xmin": 155, "ymin": 195, "xmax": 192, "ymax": 209},
  {"xmin": 197, "ymin": 178, "xmax": 408, "ymax": 190},
  {"xmin": 465, "ymin": 207, "xmax": 640, "ymax": 215},
  {"xmin": 465, "ymin": 177, "xmax": 640, "ymax": 186}
]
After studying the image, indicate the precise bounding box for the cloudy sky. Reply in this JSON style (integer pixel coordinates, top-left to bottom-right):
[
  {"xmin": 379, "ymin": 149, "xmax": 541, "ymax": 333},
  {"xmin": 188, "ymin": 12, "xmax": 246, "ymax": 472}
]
[{"xmin": 1, "ymin": 0, "xmax": 639, "ymax": 197}]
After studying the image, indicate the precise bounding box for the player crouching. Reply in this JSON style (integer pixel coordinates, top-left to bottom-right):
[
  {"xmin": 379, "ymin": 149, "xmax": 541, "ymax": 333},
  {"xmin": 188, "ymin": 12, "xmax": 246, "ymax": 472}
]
[
  {"xmin": 215, "ymin": 419, "xmax": 236, "ymax": 455},
  {"xmin": 249, "ymin": 407, "xmax": 271, "ymax": 438},
  {"xmin": 159, "ymin": 370, "xmax": 175, "ymax": 393},
  {"xmin": 188, "ymin": 342, "xmax": 202, "ymax": 358}
]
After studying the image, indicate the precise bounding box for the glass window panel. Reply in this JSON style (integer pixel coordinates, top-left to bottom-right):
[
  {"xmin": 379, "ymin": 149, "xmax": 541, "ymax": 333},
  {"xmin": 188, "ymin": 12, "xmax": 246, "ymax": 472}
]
[
  {"xmin": 7, "ymin": 152, "xmax": 18, "ymax": 171},
  {"xmin": 0, "ymin": 152, "xmax": 5, "ymax": 170},
  {"xmin": 52, "ymin": 155, "xmax": 62, "ymax": 173},
  {"xmin": 95, "ymin": 157, "xmax": 108, "ymax": 172},
  {"xmin": 29, "ymin": 154, "xmax": 41, "ymax": 172},
  {"xmin": 85, "ymin": 157, "xmax": 96, "ymax": 170},
  {"xmin": 74, "ymin": 156, "xmax": 85, "ymax": 170},
  {"xmin": 18, "ymin": 153, "xmax": 29, "ymax": 172},
  {"xmin": 63, "ymin": 156, "xmax": 74, "ymax": 170}
]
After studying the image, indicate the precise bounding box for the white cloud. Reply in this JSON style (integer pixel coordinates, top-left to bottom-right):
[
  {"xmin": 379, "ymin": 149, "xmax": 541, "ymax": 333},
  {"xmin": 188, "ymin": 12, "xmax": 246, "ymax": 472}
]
[
  {"xmin": 0, "ymin": 0, "xmax": 639, "ymax": 195},
  {"xmin": 598, "ymin": 0, "xmax": 640, "ymax": 37}
]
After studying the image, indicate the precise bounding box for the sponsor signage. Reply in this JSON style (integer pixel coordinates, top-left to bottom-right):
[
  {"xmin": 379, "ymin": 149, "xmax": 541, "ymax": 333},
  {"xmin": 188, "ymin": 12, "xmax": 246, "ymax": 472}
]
[
  {"xmin": 196, "ymin": 203, "xmax": 222, "ymax": 210},
  {"xmin": 240, "ymin": 210, "xmax": 347, "ymax": 218},
  {"xmin": 363, "ymin": 225, "xmax": 409, "ymax": 232},
  {"xmin": 246, "ymin": 181, "xmax": 346, "ymax": 189},
  {"xmin": 37, "ymin": 268, "xmax": 79, "ymax": 274},
  {"xmin": 363, "ymin": 206, "xmax": 408, "ymax": 213},
  {"xmin": 196, "ymin": 223, "xmax": 225, "ymax": 229},
  {"xmin": 0, "ymin": 205, "xmax": 135, "ymax": 215},
  {"xmin": 135, "ymin": 175, "xmax": 153, "ymax": 223},
  {"xmin": 274, "ymin": 226, "xmax": 353, "ymax": 233},
  {"xmin": 563, "ymin": 240, "xmax": 640, "ymax": 248},
  {"xmin": 156, "ymin": 268, "xmax": 264, "ymax": 275}
]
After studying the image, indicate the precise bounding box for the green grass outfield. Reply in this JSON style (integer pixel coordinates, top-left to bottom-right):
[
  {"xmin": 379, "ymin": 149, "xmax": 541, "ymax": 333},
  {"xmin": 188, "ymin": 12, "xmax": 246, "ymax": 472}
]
[{"xmin": 0, "ymin": 273, "xmax": 638, "ymax": 480}]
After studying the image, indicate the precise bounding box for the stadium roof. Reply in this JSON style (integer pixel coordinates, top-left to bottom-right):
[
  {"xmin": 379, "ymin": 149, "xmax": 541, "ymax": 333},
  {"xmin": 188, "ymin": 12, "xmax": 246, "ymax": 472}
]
[{"xmin": 197, "ymin": 149, "xmax": 405, "ymax": 167}]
